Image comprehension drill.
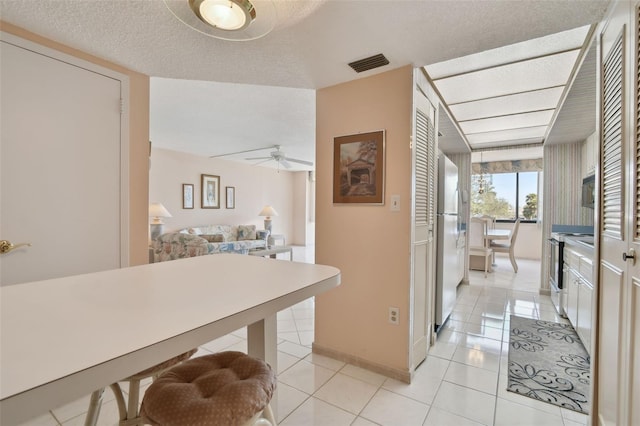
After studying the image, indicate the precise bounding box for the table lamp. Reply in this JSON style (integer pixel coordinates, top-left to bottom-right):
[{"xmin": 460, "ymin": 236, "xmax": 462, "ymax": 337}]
[
  {"xmin": 259, "ymin": 205, "xmax": 278, "ymax": 233},
  {"xmin": 149, "ymin": 202, "xmax": 172, "ymax": 241}
]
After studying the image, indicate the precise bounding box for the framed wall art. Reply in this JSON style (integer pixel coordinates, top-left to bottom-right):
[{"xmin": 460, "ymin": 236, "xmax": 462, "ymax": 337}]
[
  {"xmin": 201, "ymin": 174, "xmax": 220, "ymax": 209},
  {"xmin": 333, "ymin": 130, "xmax": 385, "ymax": 204},
  {"xmin": 182, "ymin": 183, "xmax": 194, "ymax": 209},
  {"xmin": 226, "ymin": 186, "xmax": 235, "ymax": 209}
]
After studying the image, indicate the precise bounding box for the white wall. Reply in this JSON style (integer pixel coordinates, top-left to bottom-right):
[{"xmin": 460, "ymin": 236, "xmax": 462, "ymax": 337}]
[
  {"xmin": 149, "ymin": 148, "xmax": 306, "ymax": 242},
  {"xmin": 292, "ymin": 172, "xmax": 309, "ymax": 244}
]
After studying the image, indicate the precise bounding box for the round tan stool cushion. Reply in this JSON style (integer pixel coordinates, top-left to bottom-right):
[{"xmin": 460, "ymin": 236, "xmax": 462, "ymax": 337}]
[{"xmin": 140, "ymin": 351, "xmax": 276, "ymax": 426}]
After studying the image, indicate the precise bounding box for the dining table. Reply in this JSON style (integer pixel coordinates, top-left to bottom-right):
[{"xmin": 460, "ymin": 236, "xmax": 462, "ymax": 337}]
[{"xmin": 0, "ymin": 254, "xmax": 341, "ymax": 425}]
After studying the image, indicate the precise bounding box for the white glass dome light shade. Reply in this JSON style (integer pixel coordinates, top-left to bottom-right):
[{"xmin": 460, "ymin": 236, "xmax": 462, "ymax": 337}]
[
  {"xmin": 167, "ymin": 0, "xmax": 322, "ymax": 42},
  {"xmin": 190, "ymin": 0, "xmax": 256, "ymax": 31}
]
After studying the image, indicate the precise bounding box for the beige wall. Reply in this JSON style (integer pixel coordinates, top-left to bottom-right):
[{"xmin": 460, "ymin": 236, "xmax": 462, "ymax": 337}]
[
  {"xmin": 1, "ymin": 21, "xmax": 150, "ymax": 266},
  {"xmin": 149, "ymin": 148, "xmax": 303, "ymax": 240},
  {"xmin": 314, "ymin": 66, "xmax": 414, "ymax": 375}
]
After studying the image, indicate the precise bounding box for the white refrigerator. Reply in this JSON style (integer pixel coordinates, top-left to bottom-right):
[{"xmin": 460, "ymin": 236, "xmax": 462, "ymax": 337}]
[{"xmin": 436, "ymin": 154, "xmax": 461, "ymax": 329}]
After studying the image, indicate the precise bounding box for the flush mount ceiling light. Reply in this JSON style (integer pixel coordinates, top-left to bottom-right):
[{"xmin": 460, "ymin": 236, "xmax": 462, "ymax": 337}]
[
  {"xmin": 164, "ymin": 0, "xmax": 325, "ymax": 41},
  {"xmin": 189, "ymin": 0, "xmax": 256, "ymax": 31}
]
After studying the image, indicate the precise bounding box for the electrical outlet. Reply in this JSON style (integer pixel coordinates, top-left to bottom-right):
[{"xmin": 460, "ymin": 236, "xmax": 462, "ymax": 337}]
[{"xmin": 388, "ymin": 307, "xmax": 399, "ymax": 325}]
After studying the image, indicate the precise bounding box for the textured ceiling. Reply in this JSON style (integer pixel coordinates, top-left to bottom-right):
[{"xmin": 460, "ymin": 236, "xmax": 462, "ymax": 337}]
[
  {"xmin": 150, "ymin": 77, "xmax": 316, "ymax": 165},
  {"xmin": 0, "ymin": 0, "xmax": 610, "ymax": 167}
]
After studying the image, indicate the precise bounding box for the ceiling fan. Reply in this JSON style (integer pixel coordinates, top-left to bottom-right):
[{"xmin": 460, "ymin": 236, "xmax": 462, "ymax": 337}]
[{"xmin": 210, "ymin": 145, "xmax": 313, "ymax": 169}]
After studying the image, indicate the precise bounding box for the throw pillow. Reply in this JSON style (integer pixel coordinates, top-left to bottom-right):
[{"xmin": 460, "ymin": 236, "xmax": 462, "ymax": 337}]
[
  {"xmin": 200, "ymin": 234, "xmax": 224, "ymax": 243},
  {"xmin": 237, "ymin": 225, "xmax": 257, "ymax": 241}
]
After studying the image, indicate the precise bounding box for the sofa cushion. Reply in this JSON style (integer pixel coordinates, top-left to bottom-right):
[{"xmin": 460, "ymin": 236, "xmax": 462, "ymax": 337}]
[
  {"xmin": 237, "ymin": 225, "xmax": 257, "ymax": 241},
  {"xmin": 201, "ymin": 234, "xmax": 225, "ymax": 243}
]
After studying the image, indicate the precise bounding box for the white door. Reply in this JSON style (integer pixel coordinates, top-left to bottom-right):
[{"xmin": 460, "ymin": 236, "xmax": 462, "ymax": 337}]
[
  {"xmin": 411, "ymin": 73, "xmax": 438, "ymax": 371},
  {"xmin": 0, "ymin": 33, "xmax": 128, "ymax": 286},
  {"xmin": 624, "ymin": 4, "xmax": 640, "ymax": 424},
  {"xmin": 596, "ymin": 2, "xmax": 639, "ymax": 424}
]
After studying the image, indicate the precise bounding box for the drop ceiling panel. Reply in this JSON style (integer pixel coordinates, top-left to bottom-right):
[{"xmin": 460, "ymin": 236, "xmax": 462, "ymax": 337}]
[
  {"xmin": 449, "ymin": 87, "xmax": 565, "ymax": 121},
  {"xmin": 460, "ymin": 110, "xmax": 555, "ymax": 135},
  {"xmin": 471, "ymin": 137, "xmax": 545, "ymax": 149},
  {"xmin": 467, "ymin": 126, "xmax": 547, "ymax": 144},
  {"xmin": 433, "ymin": 50, "xmax": 580, "ymax": 105},
  {"xmin": 426, "ymin": 25, "xmax": 590, "ymax": 79},
  {"xmin": 471, "ymin": 146, "xmax": 544, "ymax": 162}
]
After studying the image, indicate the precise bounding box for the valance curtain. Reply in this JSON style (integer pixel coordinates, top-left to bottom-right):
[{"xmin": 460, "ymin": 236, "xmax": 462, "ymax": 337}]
[{"xmin": 472, "ymin": 158, "xmax": 543, "ymax": 174}]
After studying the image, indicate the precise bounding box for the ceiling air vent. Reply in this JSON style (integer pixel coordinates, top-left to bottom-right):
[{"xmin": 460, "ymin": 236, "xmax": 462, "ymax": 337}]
[{"xmin": 348, "ymin": 54, "xmax": 389, "ymax": 73}]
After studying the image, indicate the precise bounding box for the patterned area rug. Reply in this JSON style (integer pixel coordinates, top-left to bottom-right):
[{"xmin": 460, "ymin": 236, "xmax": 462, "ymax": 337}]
[{"xmin": 507, "ymin": 315, "xmax": 590, "ymax": 414}]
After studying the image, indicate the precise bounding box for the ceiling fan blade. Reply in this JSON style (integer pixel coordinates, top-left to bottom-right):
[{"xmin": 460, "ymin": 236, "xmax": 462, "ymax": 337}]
[
  {"xmin": 286, "ymin": 158, "xmax": 314, "ymax": 166},
  {"xmin": 252, "ymin": 159, "xmax": 273, "ymax": 166},
  {"xmin": 244, "ymin": 156, "xmax": 272, "ymax": 160},
  {"xmin": 209, "ymin": 145, "xmax": 273, "ymax": 158},
  {"xmin": 280, "ymin": 159, "xmax": 292, "ymax": 169}
]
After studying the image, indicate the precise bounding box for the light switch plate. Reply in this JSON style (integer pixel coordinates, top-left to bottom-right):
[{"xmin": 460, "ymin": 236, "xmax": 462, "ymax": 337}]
[{"xmin": 390, "ymin": 195, "xmax": 400, "ymax": 211}]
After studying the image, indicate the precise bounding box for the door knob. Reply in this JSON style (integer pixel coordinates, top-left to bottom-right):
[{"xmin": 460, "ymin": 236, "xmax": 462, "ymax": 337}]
[
  {"xmin": 622, "ymin": 248, "xmax": 636, "ymax": 264},
  {"xmin": 0, "ymin": 240, "xmax": 32, "ymax": 254}
]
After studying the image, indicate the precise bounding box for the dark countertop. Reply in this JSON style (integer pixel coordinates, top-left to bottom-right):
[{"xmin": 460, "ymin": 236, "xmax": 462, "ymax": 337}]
[{"xmin": 551, "ymin": 224, "xmax": 595, "ymax": 235}]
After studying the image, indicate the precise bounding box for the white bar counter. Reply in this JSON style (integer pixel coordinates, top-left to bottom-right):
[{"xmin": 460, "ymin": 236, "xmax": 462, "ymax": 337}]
[{"xmin": 1, "ymin": 254, "xmax": 341, "ymax": 425}]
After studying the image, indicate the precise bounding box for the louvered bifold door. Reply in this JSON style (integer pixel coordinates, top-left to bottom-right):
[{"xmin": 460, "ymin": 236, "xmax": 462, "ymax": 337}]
[
  {"xmin": 631, "ymin": 7, "xmax": 640, "ymax": 426},
  {"xmin": 415, "ymin": 110, "xmax": 434, "ymax": 229},
  {"xmin": 636, "ymin": 5, "xmax": 640, "ymax": 239},
  {"xmin": 427, "ymin": 114, "xmax": 436, "ymax": 231},
  {"xmin": 415, "ymin": 109, "xmax": 429, "ymax": 226},
  {"xmin": 415, "ymin": 109, "xmax": 436, "ymax": 230},
  {"xmin": 602, "ymin": 32, "xmax": 625, "ymax": 239}
]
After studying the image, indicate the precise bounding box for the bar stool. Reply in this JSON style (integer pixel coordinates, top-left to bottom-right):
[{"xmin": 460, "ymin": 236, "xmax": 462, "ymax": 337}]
[
  {"xmin": 85, "ymin": 348, "xmax": 197, "ymax": 426},
  {"xmin": 140, "ymin": 351, "xmax": 277, "ymax": 426}
]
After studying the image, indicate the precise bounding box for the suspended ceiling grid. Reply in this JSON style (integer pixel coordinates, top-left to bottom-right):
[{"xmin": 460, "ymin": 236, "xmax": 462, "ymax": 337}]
[{"xmin": 425, "ymin": 26, "xmax": 594, "ymax": 152}]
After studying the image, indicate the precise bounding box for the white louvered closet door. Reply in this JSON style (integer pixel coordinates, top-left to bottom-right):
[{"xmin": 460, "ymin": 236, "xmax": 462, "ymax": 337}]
[
  {"xmin": 598, "ymin": 27, "xmax": 626, "ymax": 426},
  {"xmin": 411, "ymin": 78, "xmax": 437, "ymax": 372},
  {"xmin": 627, "ymin": 4, "xmax": 640, "ymax": 425},
  {"xmin": 597, "ymin": 2, "xmax": 640, "ymax": 424}
]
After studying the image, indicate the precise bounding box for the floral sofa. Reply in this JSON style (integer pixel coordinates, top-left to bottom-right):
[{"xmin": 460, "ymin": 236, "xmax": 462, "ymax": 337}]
[{"xmin": 152, "ymin": 224, "xmax": 267, "ymax": 262}]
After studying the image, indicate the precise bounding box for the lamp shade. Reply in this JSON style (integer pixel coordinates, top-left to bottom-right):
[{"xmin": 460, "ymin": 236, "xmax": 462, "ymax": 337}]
[
  {"xmin": 258, "ymin": 205, "xmax": 278, "ymax": 218},
  {"xmin": 149, "ymin": 203, "xmax": 172, "ymax": 224}
]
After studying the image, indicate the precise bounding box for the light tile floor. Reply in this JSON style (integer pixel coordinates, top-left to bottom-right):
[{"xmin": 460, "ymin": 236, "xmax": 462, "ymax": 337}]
[{"xmin": 19, "ymin": 249, "xmax": 589, "ymax": 426}]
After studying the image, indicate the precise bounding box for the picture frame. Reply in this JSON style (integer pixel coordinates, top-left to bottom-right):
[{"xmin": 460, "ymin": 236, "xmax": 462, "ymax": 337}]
[
  {"xmin": 201, "ymin": 174, "xmax": 220, "ymax": 209},
  {"xmin": 333, "ymin": 130, "xmax": 385, "ymax": 204},
  {"xmin": 226, "ymin": 186, "xmax": 235, "ymax": 209},
  {"xmin": 182, "ymin": 183, "xmax": 194, "ymax": 209}
]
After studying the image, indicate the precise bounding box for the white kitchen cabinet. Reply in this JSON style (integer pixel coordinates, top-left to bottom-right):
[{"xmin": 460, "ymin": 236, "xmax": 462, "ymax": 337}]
[
  {"xmin": 577, "ymin": 279, "xmax": 593, "ymax": 352},
  {"xmin": 566, "ymin": 267, "xmax": 580, "ymax": 328},
  {"xmin": 563, "ymin": 243, "xmax": 593, "ymax": 355}
]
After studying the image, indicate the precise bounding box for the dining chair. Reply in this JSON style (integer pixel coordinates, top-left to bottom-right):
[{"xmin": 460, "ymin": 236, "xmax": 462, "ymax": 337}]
[
  {"xmin": 489, "ymin": 218, "xmax": 521, "ymax": 273},
  {"xmin": 478, "ymin": 215, "xmax": 496, "ymax": 232},
  {"xmin": 468, "ymin": 217, "xmax": 492, "ymax": 277}
]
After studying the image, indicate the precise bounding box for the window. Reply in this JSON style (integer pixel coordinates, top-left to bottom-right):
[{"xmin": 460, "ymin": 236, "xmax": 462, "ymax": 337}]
[{"xmin": 471, "ymin": 171, "xmax": 539, "ymax": 221}]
